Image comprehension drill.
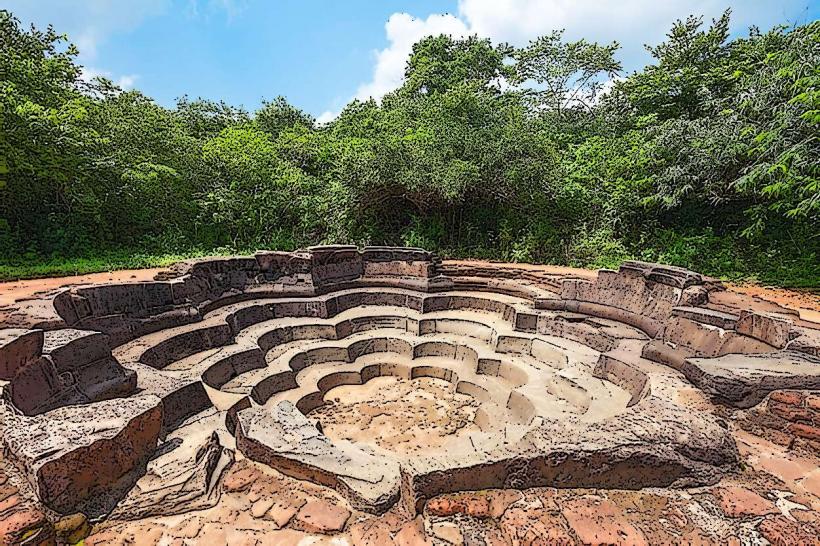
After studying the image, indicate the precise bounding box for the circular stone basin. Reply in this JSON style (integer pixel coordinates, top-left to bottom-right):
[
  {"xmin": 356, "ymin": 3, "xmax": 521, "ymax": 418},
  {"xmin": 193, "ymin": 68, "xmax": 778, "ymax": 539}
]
[
  {"xmin": 0, "ymin": 248, "xmax": 752, "ymax": 520},
  {"xmin": 309, "ymin": 375, "xmax": 480, "ymax": 456}
]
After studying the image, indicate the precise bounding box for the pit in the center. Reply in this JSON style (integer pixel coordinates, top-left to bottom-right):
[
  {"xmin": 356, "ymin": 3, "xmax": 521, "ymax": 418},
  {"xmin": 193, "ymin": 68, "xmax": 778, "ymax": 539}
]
[{"xmin": 309, "ymin": 375, "xmax": 481, "ymax": 456}]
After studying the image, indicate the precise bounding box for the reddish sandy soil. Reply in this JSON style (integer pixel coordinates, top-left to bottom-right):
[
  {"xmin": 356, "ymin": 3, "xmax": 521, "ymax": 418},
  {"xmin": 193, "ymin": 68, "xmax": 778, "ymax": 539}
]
[
  {"xmin": 0, "ymin": 268, "xmax": 165, "ymax": 307},
  {"xmin": 725, "ymin": 282, "xmax": 820, "ymax": 324}
]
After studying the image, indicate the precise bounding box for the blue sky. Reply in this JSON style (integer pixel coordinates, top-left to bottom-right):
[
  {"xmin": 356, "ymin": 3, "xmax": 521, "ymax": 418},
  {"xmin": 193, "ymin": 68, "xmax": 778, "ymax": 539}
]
[{"xmin": 6, "ymin": 1, "xmax": 819, "ymax": 121}]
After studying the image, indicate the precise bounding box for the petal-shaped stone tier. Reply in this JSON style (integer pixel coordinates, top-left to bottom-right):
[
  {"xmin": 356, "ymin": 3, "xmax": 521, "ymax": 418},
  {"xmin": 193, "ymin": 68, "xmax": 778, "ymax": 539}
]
[{"xmin": 1, "ymin": 246, "xmax": 818, "ymax": 518}]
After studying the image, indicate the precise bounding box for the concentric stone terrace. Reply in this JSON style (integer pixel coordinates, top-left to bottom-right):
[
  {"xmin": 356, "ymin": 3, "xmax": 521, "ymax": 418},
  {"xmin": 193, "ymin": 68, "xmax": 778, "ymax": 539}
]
[{"xmin": 1, "ymin": 246, "xmax": 819, "ymax": 527}]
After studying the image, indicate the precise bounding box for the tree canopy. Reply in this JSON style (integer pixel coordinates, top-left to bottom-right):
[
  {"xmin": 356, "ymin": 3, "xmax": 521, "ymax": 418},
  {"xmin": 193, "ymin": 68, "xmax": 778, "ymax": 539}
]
[{"xmin": 0, "ymin": 9, "xmax": 817, "ymax": 286}]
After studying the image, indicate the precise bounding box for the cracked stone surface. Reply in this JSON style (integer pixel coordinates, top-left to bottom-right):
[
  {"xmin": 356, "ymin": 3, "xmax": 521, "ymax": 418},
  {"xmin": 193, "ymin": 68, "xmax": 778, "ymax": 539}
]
[{"xmin": 310, "ymin": 375, "xmax": 480, "ymax": 455}]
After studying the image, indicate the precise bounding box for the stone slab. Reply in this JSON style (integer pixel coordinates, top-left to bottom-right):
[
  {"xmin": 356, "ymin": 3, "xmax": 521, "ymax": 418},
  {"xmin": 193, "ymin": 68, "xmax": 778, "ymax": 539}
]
[
  {"xmin": 235, "ymin": 401, "xmax": 400, "ymax": 513},
  {"xmin": 0, "ymin": 328, "xmax": 43, "ymax": 380},
  {"xmin": 0, "ymin": 395, "xmax": 162, "ymax": 515},
  {"xmin": 682, "ymin": 351, "xmax": 820, "ymax": 408}
]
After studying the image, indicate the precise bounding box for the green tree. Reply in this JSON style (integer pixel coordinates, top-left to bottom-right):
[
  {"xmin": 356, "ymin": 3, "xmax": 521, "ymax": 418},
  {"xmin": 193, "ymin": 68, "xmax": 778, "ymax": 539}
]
[
  {"xmin": 513, "ymin": 30, "xmax": 621, "ymax": 117},
  {"xmin": 256, "ymin": 96, "xmax": 314, "ymax": 137},
  {"xmin": 403, "ymin": 35, "xmax": 513, "ymax": 96},
  {"xmin": 175, "ymin": 96, "xmax": 249, "ymax": 140},
  {"xmin": 0, "ymin": 7, "xmax": 816, "ymax": 287},
  {"xmin": 201, "ymin": 124, "xmax": 320, "ymax": 248},
  {"xmin": 0, "ymin": 10, "xmax": 100, "ymax": 255},
  {"xmin": 618, "ymin": 11, "xmax": 733, "ymax": 120}
]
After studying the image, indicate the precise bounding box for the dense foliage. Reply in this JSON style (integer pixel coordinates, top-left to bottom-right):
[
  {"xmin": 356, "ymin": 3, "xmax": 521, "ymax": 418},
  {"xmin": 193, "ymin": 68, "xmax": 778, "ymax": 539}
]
[{"xmin": 1, "ymin": 10, "xmax": 818, "ymax": 285}]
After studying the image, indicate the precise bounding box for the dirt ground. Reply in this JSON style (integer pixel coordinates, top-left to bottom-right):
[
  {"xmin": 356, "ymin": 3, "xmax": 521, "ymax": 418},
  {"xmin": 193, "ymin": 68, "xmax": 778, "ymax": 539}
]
[
  {"xmin": 0, "ymin": 268, "xmax": 165, "ymax": 307},
  {"xmin": 725, "ymin": 282, "xmax": 820, "ymax": 323},
  {"xmin": 444, "ymin": 259, "xmax": 597, "ymax": 279}
]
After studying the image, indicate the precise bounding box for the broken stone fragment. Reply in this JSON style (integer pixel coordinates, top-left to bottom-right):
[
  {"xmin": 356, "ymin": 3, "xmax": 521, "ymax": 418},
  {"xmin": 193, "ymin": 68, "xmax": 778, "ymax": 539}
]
[
  {"xmin": 292, "ymin": 499, "xmax": 351, "ymax": 534},
  {"xmin": 560, "ymin": 494, "xmax": 648, "ymax": 546},
  {"xmin": 0, "ymin": 394, "xmax": 162, "ymax": 516},
  {"xmin": 41, "ymin": 328, "xmax": 111, "ymax": 371},
  {"xmin": 5, "ymin": 354, "xmax": 136, "ymax": 416},
  {"xmin": 54, "ymin": 512, "xmax": 91, "ymax": 544},
  {"xmin": 235, "ymin": 401, "xmax": 401, "ymax": 514},
  {"xmin": 3, "ymin": 327, "xmax": 136, "ymax": 416},
  {"xmin": 671, "ymin": 306, "xmax": 737, "ymax": 329},
  {"xmin": 736, "ymin": 310, "xmax": 793, "ymax": 349},
  {"xmin": 0, "ymin": 505, "xmax": 55, "ymax": 546},
  {"xmin": 0, "ymin": 328, "xmax": 43, "ymax": 380},
  {"xmin": 682, "ymin": 351, "xmax": 820, "ymax": 408},
  {"xmin": 711, "ymin": 486, "xmax": 778, "ymax": 518},
  {"xmin": 430, "ymin": 521, "xmax": 464, "ymax": 545},
  {"xmin": 109, "ymin": 411, "xmax": 234, "ymax": 521}
]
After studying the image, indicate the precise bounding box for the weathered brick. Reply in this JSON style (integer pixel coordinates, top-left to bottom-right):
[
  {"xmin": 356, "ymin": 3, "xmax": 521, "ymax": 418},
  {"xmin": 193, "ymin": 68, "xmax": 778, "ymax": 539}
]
[
  {"xmin": 788, "ymin": 422, "xmax": 820, "ymax": 442},
  {"xmin": 770, "ymin": 390, "xmax": 806, "ymax": 406},
  {"xmin": 769, "ymin": 401, "xmax": 815, "ymax": 423},
  {"xmin": 759, "ymin": 515, "xmax": 820, "ymax": 546},
  {"xmin": 712, "ymin": 486, "xmax": 778, "ymax": 518},
  {"xmin": 426, "ymin": 492, "xmax": 491, "ymax": 518}
]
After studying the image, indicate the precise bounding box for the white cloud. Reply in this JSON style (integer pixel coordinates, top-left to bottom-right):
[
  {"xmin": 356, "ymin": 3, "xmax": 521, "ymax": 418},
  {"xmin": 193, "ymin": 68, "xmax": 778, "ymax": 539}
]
[
  {"xmin": 73, "ymin": 30, "xmax": 101, "ymax": 60},
  {"xmin": 115, "ymin": 74, "xmax": 139, "ymax": 90},
  {"xmin": 316, "ymin": 111, "xmax": 338, "ymax": 125},
  {"xmin": 80, "ymin": 67, "xmax": 138, "ymax": 90},
  {"xmin": 7, "ymin": 0, "xmax": 247, "ymax": 58},
  {"xmin": 5, "ymin": 0, "xmax": 170, "ymax": 61},
  {"xmin": 79, "ymin": 67, "xmax": 105, "ymax": 83},
  {"xmin": 5, "ymin": 0, "xmax": 236, "ymax": 97},
  {"xmin": 185, "ymin": 0, "xmax": 248, "ymax": 22},
  {"xmin": 210, "ymin": 0, "xmax": 248, "ymax": 21},
  {"xmin": 316, "ymin": 13, "xmax": 470, "ymax": 122},
  {"xmin": 593, "ymin": 75, "xmax": 625, "ymax": 104},
  {"xmin": 455, "ymin": 0, "xmax": 808, "ymax": 71},
  {"xmin": 354, "ymin": 13, "xmax": 471, "ymax": 102},
  {"xmin": 458, "ymin": 0, "xmax": 687, "ymax": 44},
  {"xmin": 327, "ymin": 0, "xmax": 811, "ymax": 115}
]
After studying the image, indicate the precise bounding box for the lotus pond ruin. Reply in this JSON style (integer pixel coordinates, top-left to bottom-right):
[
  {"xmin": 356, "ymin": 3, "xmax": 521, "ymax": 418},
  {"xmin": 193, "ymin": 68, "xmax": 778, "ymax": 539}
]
[{"xmin": 1, "ymin": 246, "xmax": 819, "ymax": 545}]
